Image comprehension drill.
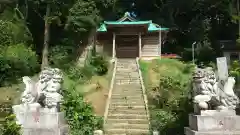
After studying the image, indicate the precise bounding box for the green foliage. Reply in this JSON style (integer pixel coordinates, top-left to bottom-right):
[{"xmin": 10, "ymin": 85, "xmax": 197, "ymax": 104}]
[
  {"xmin": 49, "ymin": 39, "xmax": 78, "ymax": 69},
  {"xmin": 195, "ymin": 41, "xmax": 215, "ymax": 65},
  {"xmin": 66, "ymin": 53, "xmax": 108, "ymax": 83},
  {"xmin": 61, "ymin": 85, "xmax": 103, "ymax": 135},
  {"xmin": 49, "ymin": 45, "xmax": 74, "ymax": 68},
  {"xmin": 229, "ymin": 60, "xmax": 240, "ymax": 85},
  {"xmin": 67, "ymin": 66, "xmax": 94, "ymax": 83},
  {"xmin": 140, "ymin": 59, "xmax": 193, "ymax": 135},
  {"xmin": 66, "ymin": 0, "xmax": 101, "ymax": 34},
  {"xmin": 150, "ymin": 109, "xmax": 177, "ymax": 133},
  {"xmin": 0, "ymin": 43, "xmax": 39, "ymax": 86},
  {"xmin": 89, "ymin": 54, "xmax": 108, "ymax": 76},
  {"xmin": 0, "ymin": 20, "xmax": 31, "ymax": 45},
  {"xmin": 0, "ymin": 114, "xmax": 21, "ymax": 135},
  {"xmin": 0, "ymin": 9, "xmax": 32, "ymax": 45}
]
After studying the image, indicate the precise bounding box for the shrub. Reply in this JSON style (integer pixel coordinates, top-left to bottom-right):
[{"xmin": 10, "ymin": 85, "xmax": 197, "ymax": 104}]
[
  {"xmin": 0, "ymin": 19, "xmax": 31, "ymax": 46},
  {"xmin": 0, "ymin": 114, "xmax": 21, "ymax": 135},
  {"xmin": 61, "ymin": 85, "xmax": 103, "ymax": 135},
  {"xmin": 89, "ymin": 54, "xmax": 108, "ymax": 76},
  {"xmin": 67, "ymin": 65, "xmax": 94, "ymax": 83},
  {"xmin": 229, "ymin": 60, "xmax": 240, "ymax": 86},
  {"xmin": 140, "ymin": 58, "xmax": 193, "ymax": 135},
  {"xmin": 0, "ymin": 43, "xmax": 39, "ymax": 86},
  {"xmin": 49, "ymin": 39, "xmax": 77, "ymax": 69}
]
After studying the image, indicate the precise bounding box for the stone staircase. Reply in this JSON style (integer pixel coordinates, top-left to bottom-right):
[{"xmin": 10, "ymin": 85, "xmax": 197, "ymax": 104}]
[{"xmin": 104, "ymin": 58, "xmax": 150, "ymax": 135}]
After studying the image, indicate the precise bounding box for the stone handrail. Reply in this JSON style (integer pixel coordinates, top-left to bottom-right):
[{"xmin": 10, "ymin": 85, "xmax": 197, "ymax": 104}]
[
  {"xmin": 136, "ymin": 58, "xmax": 150, "ymax": 124},
  {"xmin": 103, "ymin": 59, "xmax": 117, "ymax": 127}
]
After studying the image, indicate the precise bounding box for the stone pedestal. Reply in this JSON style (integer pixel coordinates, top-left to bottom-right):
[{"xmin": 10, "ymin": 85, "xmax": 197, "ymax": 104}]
[
  {"xmin": 13, "ymin": 105, "xmax": 68, "ymax": 135},
  {"xmin": 185, "ymin": 110, "xmax": 240, "ymax": 135}
]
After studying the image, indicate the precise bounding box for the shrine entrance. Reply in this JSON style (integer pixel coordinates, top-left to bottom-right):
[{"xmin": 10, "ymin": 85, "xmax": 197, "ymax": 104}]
[{"xmin": 115, "ymin": 35, "xmax": 139, "ymax": 58}]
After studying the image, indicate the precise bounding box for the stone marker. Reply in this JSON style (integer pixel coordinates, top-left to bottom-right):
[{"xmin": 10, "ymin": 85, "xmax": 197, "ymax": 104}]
[
  {"xmin": 94, "ymin": 130, "xmax": 103, "ymax": 135},
  {"xmin": 153, "ymin": 130, "xmax": 159, "ymax": 135},
  {"xmin": 216, "ymin": 57, "xmax": 228, "ymax": 80},
  {"xmin": 185, "ymin": 59, "xmax": 240, "ymax": 135},
  {"xmin": 12, "ymin": 68, "xmax": 68, "ymax": 135}
]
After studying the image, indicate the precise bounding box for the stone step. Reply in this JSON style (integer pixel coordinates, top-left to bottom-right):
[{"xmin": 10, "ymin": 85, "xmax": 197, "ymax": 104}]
[
  {"xmin": 112, "ymin": 90, "xmax": 143, "ymax": 94},
  {"xmin": 142, "ymin": 50, "xmax": 158, "ymax": 53},
  {"xmin": 111, "ymin": 94, "xmax": 143, "ymax": 100},
  {"xmin": 111, "ymin": 94, "xmax": 143, "ymax": 97},
  {"xmin": 116, "ymin": 66, "xmax": 137, "ymax": 68},
  {"xmin": 115, "ymin": 77, "xmax": 140, "ymax": 82},
  {"xmin": 116, "ymin": 68, "xmax": 138, "ymax": 70},
  {"xmin": 113, "ymin": 88, "xmax": 142, "ymax": 90},
  {"xmin": 106, "ymin": 119, "xmax": 149, "ymax": 125},
  {"xmin": 105, "ymin": 123, "xmax": 149, "ymax": 130},
  {"xmin": 113, "ymin": 85, "xmax": 142, "ymax": 89},
  {"xmin": 115, "ymin": 78, "xmax": 140, "ymax": 80},
  {"xmin": 108, "ymin": 105, "xmax": 146, "ymax": 111},
  {"xmin": 108, "ymin": 114, "xmax": 148, "ymax": 119},
  {"xmin": 108, "ymin": 109, "xmax": 147, "ymax": 115},
  {"xmin": 111, "ymin": 95, "xmax": 143, "ymax": 99},
  {"xmin": 110, "ymin": 102, "xmax": 144, "ymax": 106},
  {"xmin": 114, "ymin": 81, "xmax": 141, "ymax": 84},
  {"xmin": 105, "ymin": 128, "xmax": 150, "ymax": 135},
  {"xmin": 112, "ymin": 92, "xmax": 143, "ymax": 95},
  {"xmin": 142, "ymin": 52, "xmax": 158, "ymax": 56},
  {"xmin": 110, "ymin": 98, "xmax": 144, "ymax": 103},
  {"xmin": 113, "ymin": 84, "xmax": 142, "ymax": 88},
  {"xmin": 116, "ymin": 70, "xmax": 138, "ymax": 72},
  {"xmin": 115, "ymin": 74, "xmax": 138, "ymax": 76},
  {"xmin": 115, "ymin": 80, "xmax": 140, "ymax": 82},
  {"xmin": 117, "ymin": 60, "xmax": 136, "ymax": 62},
  {"xmin": 115, "ymin": 79, "xmax": 139, "ymax": 80}
]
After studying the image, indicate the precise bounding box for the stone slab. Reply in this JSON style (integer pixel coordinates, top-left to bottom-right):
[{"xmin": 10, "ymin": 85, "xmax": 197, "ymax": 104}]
[
  {"xmin": 13, "ymin": 105, "xmax": 66, "ymax": 129},
  {"xmin": 216, "ymin": 57, "xmax": 229, "ymax": 80},
  {"xmin": 200, "ymin": 110, "xmax": 236, "ymax": 116},
  {"xmin": 189, "ymin": 114, "xmax": 240, "ymax": 131},
  {"xmin": 185, "ymin": 127, "xmax": 240, "ymax": 135},
  {"xmin": 22, "ymin": 125, "xmax": 68, "ymax": 135}
]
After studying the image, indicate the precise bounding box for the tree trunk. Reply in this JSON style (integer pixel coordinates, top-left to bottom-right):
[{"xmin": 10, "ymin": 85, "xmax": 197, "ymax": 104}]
[
  {"xmin": 237, "ymin": 0, "xmax": 240, "ymax": 37},
  {"xmin": 41, "ymin": 4, "xmax": 51, "ymax": 70}
]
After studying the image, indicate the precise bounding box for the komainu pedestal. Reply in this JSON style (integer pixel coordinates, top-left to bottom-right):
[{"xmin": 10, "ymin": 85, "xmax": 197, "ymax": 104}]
[
  {"xmin": 13, "ymin": 105, "xmax": 68, "ymax": 135},
  {"xmin": 185, "ymin": 110, "xmax": 240, "ymax": 135},
  {"xmin": 13, "ymin": 68, "xmax": 68, "ymax": 135},
  {"xmin": 185, "ymin": 63, "xmax": 240, "ymax": 135}
]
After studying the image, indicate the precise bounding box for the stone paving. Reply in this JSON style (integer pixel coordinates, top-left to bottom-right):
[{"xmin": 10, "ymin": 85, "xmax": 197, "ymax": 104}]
[{"xmin": 104, "ymin": 59, "xmax": 150, "ymax": 135}]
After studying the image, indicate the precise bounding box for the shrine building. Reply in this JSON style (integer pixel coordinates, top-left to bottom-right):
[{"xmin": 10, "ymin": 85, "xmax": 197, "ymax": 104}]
[{"xmin": 96, "ymin": 12, "xmax": 169, "ymax": 60}]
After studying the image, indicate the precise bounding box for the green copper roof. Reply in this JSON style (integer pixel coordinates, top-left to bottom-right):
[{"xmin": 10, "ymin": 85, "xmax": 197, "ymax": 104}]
[
  {"xmin": 97, "ymin": 12, "xmax": 169, "ymax": 32},
  {"xmin": 97, "ymin": 24, "xmax": 107, "ymax": 32},
  {"xmin": 148, "ymin": 23, "xmax": 169, "ymax": 31},
  {"xmin": 104, "ymin": 20, "xmax": 151, "ymax": 25},
  {"xmin": 97, "ymin": 22, "xmax": 169, "ymax": 32}
]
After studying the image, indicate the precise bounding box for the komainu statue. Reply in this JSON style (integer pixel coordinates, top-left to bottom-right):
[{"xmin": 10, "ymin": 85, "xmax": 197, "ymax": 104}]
[
  {"xmin": 192, "ymin": 67, "xmax": 239, "ymax": 112},
  {"xmin": 21, "ymin": 67, "xmax": 63, "ymax": 112}
]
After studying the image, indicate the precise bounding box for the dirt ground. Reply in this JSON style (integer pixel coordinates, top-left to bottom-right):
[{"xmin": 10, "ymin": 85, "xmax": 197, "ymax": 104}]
[
  {"xmin": 84, "ymin": 86, "xmax": 108, "ymax": 116},
  {"xmin": 83, "ymin": 65, "xmax": 113, "ymax": 116}
]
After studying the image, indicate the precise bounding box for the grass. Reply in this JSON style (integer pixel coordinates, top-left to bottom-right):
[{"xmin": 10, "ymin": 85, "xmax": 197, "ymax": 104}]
[
  {"xmin": 82, "ymin": 63, "xmax": 114, "ymax": 116},
  {"xmin": 62, "ymin": 62, "xmax": 114, "ymax": 116},
  {"xmin": 0, "ymin": 62, "xmax": 113, "ymax": 123},
  {"xmin": 139, "ymin": 58, "xmax": 194, "ymax": 134},
  {"xmin": 139, "ymin": 58, "xmax": 192, "ymax": 90}
]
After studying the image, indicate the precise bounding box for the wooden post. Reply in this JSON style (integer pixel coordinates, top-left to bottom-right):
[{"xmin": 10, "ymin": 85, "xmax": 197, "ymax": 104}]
[
  {"xmin": 113, "ymin": 32, "xmax": 116, "ymax": 59},
  {"xmin": 138, "ymin": 32, "xmax": 142, "ymax": 58},
  {"xmin": 159, "ymin": 29, "xmax": 162, "ymax": 58}
]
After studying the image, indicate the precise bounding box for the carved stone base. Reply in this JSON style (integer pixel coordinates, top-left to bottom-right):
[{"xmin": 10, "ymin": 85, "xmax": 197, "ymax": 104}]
[
  {"xmin": 185, "ymin": 127, "xmax": 240, "ymax": 135},
  {"xmin": 185, "ymin": 110, "xmax": 240, "ymax": 135},
  {"xmin": 22, "ymin": 125, "xmax": 68, "ymax": 135},
  {"xmin": 13, "ymin": 105, "xmax": 68, "ymax": 135}
]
